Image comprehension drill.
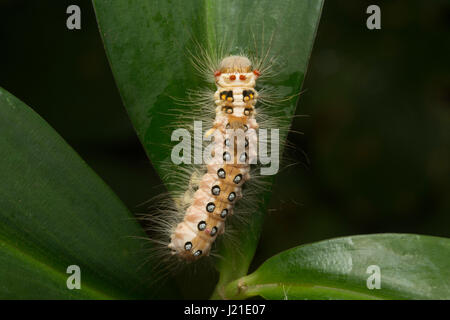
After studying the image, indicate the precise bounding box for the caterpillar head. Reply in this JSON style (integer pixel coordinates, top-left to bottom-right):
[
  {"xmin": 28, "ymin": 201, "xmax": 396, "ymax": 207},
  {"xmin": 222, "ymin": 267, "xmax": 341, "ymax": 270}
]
[{"xmin": 215, "ymin": 55, "xmax": 260, "ymax": 88}]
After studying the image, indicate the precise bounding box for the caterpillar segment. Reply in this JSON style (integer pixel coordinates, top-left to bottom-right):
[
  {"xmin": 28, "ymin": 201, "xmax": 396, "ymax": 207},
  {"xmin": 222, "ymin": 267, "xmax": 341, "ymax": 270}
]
[{"xmin": 168, "ymin": 55, "xmax": 260, "ymax": 261}]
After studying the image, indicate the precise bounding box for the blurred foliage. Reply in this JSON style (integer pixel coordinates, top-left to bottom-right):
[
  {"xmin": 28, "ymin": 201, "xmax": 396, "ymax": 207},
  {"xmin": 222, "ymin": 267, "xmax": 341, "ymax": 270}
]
[
  {"xmin": 0, "ymin": 0, "xmax": 449, "ymax": 298},
  {"xmin": 0, "ymin": 87, "xmax": 169, "ymax": 299}
]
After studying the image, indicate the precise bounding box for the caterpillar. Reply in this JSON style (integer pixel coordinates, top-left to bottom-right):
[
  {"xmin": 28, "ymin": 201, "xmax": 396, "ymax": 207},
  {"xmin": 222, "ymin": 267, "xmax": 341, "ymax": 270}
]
[
  {"xmin": 142, "ymin": 33, "xmax": 293, "ymax": 272},
  {"xmin": 168, "ymin": 55, "xmax": 260, "ymax": 260}
]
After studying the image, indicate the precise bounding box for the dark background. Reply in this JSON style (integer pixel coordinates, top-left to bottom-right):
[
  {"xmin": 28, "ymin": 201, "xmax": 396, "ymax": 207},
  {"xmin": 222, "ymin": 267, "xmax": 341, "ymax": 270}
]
[{"xmin": 0, "ymin": 0, "xmax": 449, "ymax": 293}]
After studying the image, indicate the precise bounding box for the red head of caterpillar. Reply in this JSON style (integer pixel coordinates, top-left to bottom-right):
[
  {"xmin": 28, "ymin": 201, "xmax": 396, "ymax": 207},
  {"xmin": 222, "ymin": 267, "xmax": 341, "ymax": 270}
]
[{"xmin": 214, "ymin": 56, "xmax": 260, "ymax": 88}]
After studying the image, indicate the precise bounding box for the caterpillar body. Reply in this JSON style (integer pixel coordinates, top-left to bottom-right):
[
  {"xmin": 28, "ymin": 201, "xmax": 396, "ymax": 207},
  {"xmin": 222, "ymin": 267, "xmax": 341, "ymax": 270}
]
[
  {"xmin": 168, "ymin": 56, "xmax": 260, "ymax": 261},
  {"xmin": 142, "ymin": 33, "xmax": 293, "ymax": 272}
]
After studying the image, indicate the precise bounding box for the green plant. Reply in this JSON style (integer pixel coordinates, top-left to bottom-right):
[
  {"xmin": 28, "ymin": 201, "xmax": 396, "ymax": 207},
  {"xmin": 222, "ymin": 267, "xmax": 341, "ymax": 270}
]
[{"xmin": 0, "ymin": 0, "xmax": 448, "ymax": 299}]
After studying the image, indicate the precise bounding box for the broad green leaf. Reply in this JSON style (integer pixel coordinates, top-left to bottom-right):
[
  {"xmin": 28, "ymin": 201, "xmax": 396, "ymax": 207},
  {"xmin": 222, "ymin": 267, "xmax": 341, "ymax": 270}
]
[
  {"xmin": 0, "ymin": 87, "xmax": 173, "ymax": 299},
  {"xmin": 92, "ymin": 0, "xmax": 323, "ymax": 294},
  {"xmin": 221, "ymin": 234, "xmax": 450, "ymax": 300}
]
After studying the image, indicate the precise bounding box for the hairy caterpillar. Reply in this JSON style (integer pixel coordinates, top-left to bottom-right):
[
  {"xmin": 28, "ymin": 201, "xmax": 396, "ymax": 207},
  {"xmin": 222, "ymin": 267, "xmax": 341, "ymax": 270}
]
[
  {"xmin": 141, "ymin": 33, "xmax": 296, "ymax": 272},
  {"xmin": 168, "ymin": 55, "xmax": 260, "ymax": 260}
]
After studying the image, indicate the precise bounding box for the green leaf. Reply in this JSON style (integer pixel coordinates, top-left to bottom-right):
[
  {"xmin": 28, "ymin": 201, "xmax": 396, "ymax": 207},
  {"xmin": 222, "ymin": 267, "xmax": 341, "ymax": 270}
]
[
  {"xmin": 0, "ymin": 87, "xmax": 170, "ymax": 299},
  {"xmin": 222, "ymin": 234, "xmax": 450, "ymax": 300},
  {"xmin": 92, "ymin": 0, "xmax": 323, "ymax": 295}
]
